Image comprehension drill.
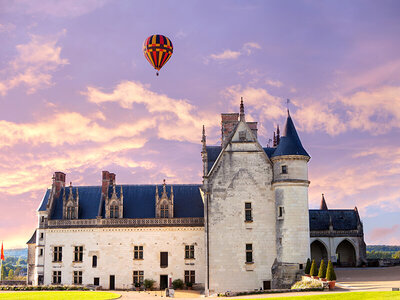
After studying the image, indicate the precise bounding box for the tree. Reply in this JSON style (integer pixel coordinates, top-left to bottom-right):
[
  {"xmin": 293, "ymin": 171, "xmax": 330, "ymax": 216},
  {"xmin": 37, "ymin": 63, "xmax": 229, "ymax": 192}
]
[
  {"xmin": 393, "ymin": 251, "xmax": 400, "ymax": 259},
  {"xmin": 310, "ymin": 259, "xmax": 317, "ymax": 277},
  {"xmin": 318, "ymin": 259, "xmax": 326, "ymax": 278},
  {"xmin": 144, "ymin": 279, "xmax": 155, "ymax": 290},
  {"xmin": 326, "ymin": 260, "xmax": 336, "ymax": 281},
  {"xmin": 305, "ymin": 258, "xmax": 311, "ymax": 275},
  {"xmin": 8, "ymin": 269, "xmax": 14, "ymax": 280}
]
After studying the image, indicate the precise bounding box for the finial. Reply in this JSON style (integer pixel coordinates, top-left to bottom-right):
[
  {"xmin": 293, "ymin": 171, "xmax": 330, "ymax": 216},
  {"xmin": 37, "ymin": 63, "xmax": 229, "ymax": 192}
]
[
  {"xmin": 163, "ymin": 179, "xmax": 166, "ymax": 185},
  {"xmin": 286, "ymin": 98, "xmax": 290, "ymax": 114},
  {"xmin": 240, "ymin": 97, "xmax": 245, "ymax": 121},
  {"xmin": 276, "ymin": 125, "xmax": 280, "ymax": 145},
  {"xmin": 69, "ymin": 181, "xmax": 72, "ymax": 187},
  {"xmin": 273, "ymin": 132, "xmax": 277, "ymax": 147}
]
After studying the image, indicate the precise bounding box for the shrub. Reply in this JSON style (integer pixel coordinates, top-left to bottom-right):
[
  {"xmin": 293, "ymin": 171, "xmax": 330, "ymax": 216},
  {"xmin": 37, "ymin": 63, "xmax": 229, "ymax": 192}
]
[
  {"xmin": 144, "ymin": 279, "xmax": 155, "ymax": 290},
  {"xmin": 318, "ymin": 259, "xmax": 326, "ymax": 278},
  {"xmin": 305, "ymin": 258, "xmax": 311, "ymax": 275},
  {"xmin": 186, "ymin": 282, "xmax": 193, "ymax": 287},
  {"xmin": 326, "ymin": 260, "xmax": 337, "ymax": 281},
  {"xmin": 135, "ymin": 282, "xmax": 141, "ymax": 288},
  {"xmin": 291, "ymin": 279, "xmax": 323, "ymax": 290},
  {"xmin": 172, "ymin": 279, "xmax": 184, "ymax": 290},
  {"xmin": 310, "ymin": 259, "xmax": 317, "ymax": 276}
]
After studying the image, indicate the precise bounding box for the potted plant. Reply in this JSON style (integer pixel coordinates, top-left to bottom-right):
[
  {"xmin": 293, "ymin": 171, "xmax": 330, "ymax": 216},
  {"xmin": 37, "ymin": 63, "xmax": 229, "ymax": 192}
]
[
  {"xmin": 135, "ymin": 282, "xmax": 141, "ymax": 291},
  {"xmin": 186, "ymin": 282, "xmax": 193, "ymax": 290},
  {"xmin": 318, "ymin": 259, "xmax": 327, "ymax": 281},
  {"xmin": 326, "ymin": 260, "xmax": 336, "ymax": 290},
  {"xmin": 304, "ymin": 258, "xmax": 311, "ymax": 277},
  {"xmin": 144, "ymin": 279, "xmax": 155, "ymax": 291},
  {"xmin": 310, "ymin": 259, "xmax": 318, "ymax": 279},
  {"xmin": 172, "ymin": 279, "xmax": 184, "ymax": 290}
]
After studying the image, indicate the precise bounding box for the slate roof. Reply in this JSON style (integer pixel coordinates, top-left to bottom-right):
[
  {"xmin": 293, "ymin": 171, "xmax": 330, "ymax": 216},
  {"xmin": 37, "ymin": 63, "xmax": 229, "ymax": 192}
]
[
  {"xmin": 40, "ymin": 184, "xmax": 204, "ymax": 220},
  {"xmin": 272, "ymin": 113, "xmax": 310, "ymax": 157},
  {"xmin": 26, "ymin": 230, "xmax": 36, "ymax": 244},
  {"xmin": 309, "ymin": 209, "xmax": 360, "ymax": 231}
]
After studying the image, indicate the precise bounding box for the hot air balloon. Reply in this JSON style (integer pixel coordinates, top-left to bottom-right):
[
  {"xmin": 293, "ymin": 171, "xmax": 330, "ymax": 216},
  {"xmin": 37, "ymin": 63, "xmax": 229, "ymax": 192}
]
[{"xmin": 143, "ymin": 34, "xmax": 174, "ymax": 76}]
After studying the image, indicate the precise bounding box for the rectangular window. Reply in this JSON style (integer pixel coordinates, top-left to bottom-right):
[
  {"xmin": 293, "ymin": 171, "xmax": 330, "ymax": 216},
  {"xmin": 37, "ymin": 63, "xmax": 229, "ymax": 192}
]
[
  {"xmin": 39, "ymin": 248, "xmax": 43, "ymax": 256},
  {"xmin": 134, "ymin": 246, "xmax": 143, "ymax": 260},
  {"xmin": 246, "ymin": 244, "xmax": 253, "ymax": 263},
  {"xmin": 133, "ymin": 270, "xmax": 144, "ymax": 284},
  {"xmin": 73, "ymin": 271, "xmax": 83, "ymax": 285},
  {"xmin": 74, "ymin": 246, "xmax": 83, "ymax": 262},
  {"xmin": 281, "ymin": 165, "xmax": 288, "ymax": 174},
  {"xmin": 185, "ymin": 245, "xmax": 195, "ymax": 259},
  {"xmin": 278, "ymin": 206, "xmax": 284, "ymax": 219},
  {"xmin": 245, "ymin": 202, "xmax": 252, "ymax": 221},
  {"xmin": 52, "ymin": 271, "xmax": 61, "ymax": 284},
  {"xmin": 92, "ymin": 255, "xmax": 97, "ymax": 268},
  {"xmin": 53, "ymin": 246, "xmax": 62, "ymax": 262},
  {"xmin": 40, "ymin": 232, "xmax": 44, "ymax": 239},
  {"xmin": 184, "ymin": 270, "xmax": 195, "ymax": 284},
  {"xmin": 160, "ymin": 252, "xmax": 168, "ymax": 268},
  {"xmin": 94, "ymin": 277, "xmax": 100, "ymax": 286}
]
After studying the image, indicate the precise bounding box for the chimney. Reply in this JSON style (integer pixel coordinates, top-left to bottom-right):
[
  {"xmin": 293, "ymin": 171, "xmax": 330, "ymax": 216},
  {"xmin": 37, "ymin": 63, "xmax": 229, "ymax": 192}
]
[
  {"xmin": 221, "ymin": 113, "xmax": 239, "ymax": 145},
  {"xmin": 102, "ymin": 171, "xmax": 110, "ymax": 195},
  {"xmin": 109, "ymin": 173, "xmax": 116, "ymax": 185},
  {"xmin": 54, "ymin": 172, "xmax": 66, "ymax": 196}
]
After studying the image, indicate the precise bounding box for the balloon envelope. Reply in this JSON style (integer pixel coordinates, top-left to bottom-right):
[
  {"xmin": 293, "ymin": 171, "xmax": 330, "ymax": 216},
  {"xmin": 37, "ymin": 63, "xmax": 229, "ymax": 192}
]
[{"xmin": 143, "ymin": 34, "xmax": 173, "ymax": 72}]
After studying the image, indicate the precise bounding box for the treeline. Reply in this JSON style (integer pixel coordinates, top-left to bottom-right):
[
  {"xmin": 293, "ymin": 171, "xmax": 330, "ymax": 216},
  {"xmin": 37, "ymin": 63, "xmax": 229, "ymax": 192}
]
[
  {"xmin": 367, "ymin": 250, "xmax": 400, "ymax": 259},
  {"xmin": 1, "ymin": 256, "xmax": 27, "ymax": 280},
  {"xmin": 367, "ymin": 245, "xmax": 400, "ymax": 252}
]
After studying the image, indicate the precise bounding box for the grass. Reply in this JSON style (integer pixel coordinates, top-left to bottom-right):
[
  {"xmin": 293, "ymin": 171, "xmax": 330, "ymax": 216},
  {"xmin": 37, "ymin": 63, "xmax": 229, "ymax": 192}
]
[
  {"xmin": 249, "ymin": 291, "xmax": 400, "ymax": 300},
  {"xmin": 0, "ymin": 291, "xmax": 120, "ymax": 299}
]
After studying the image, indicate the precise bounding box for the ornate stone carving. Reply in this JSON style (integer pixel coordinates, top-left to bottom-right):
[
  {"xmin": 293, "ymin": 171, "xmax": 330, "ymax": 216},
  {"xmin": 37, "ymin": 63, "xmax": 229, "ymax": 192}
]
[
  {"xmin": 63, "ymin": 183, "xmax": 79, "ymax": 220},
  {"xmin": 155, "ymin": 180, "xmax": 174, "ymax": 218}
]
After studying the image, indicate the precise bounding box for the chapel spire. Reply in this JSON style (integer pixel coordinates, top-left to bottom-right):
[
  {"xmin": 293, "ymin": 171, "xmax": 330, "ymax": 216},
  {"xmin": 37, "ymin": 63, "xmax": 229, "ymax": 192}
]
[
  {"xmin": 320, "ymin": 194, "xmax": 328, "ymax": 210},
  {"xmin": 239, "ymin": 97, "xmax": 245, "ymax": 121}
]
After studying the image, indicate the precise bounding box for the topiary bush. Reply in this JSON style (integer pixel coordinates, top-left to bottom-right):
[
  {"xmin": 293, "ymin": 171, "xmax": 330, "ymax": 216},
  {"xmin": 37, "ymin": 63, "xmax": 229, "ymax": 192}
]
[
  {"xmin": 172, "ymin": 279, "xmax": 184, "ymax": 290},
  {"xmin": 326, "ymin": 260, "xmax": 337, "ymax": 281},
  {"xmin": 305, "ymin": 258, "xmax": 311, "ymax": 275},
  {"xmin": 144, "ymin": 279, "xmax": 155, "ymax": 290},
  {"xmin": 318, "ymin": 259, "xmax": 326, "ymax": 278},
  {"xmin": 310, "ymin": 259, "xmax": 318, "ymax": 276}
]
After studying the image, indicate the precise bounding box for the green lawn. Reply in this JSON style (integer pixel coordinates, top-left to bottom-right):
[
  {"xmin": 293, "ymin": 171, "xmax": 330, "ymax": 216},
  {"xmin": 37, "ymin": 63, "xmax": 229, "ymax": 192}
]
[
  {"xmin": 251, "ymin": 291, "xmax": 400, "ymax": 300},
  {"xmin": 0, "ymin": 291, "xmax": 120, "ymax": 299}
]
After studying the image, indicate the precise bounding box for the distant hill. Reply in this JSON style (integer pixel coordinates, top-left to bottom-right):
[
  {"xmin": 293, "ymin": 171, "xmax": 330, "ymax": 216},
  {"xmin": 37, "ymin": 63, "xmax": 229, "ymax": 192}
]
[
  {"xmin": 4, "ymin": 248, "xmax": 28, "ymax": 258},
  {"xmin": 367, "ymin": 245, "xmax": 400, "ymax": 252}
]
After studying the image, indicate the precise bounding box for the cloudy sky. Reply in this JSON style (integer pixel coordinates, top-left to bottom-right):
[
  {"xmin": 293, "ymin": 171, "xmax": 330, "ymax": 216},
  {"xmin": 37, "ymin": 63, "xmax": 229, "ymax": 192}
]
[{"xmin": 1, "ymin": 0, "xmax": 400, "ymax": 248}]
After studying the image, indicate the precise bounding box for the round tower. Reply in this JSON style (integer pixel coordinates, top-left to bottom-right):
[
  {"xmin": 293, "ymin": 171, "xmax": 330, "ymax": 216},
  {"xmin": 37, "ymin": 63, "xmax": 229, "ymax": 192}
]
[{"xmin": 271, "ymin": 111, "xmax": 310, "ymax": 268}]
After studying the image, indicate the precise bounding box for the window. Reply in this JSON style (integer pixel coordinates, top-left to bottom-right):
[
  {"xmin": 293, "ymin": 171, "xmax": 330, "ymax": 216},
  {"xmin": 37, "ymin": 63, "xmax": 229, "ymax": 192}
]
[
  {"xmin": 41, "ymin": 216, "xmax": 45, "ymax": 223},
  {"xmin": 52, "ymin": 271, "xmax": 61, "ymax": 284},
  {"xmin": 184, "ymin": 270, "xmax": 195, "ymax": 284},
  {"xmin": 160, "ymin": 252, "xmax": 168, "ymax": 268},
  {"xmin": 281, "ymin": 165, "xmax": 288, "ymax": 174},
  {"xmin": 185, "ymin": 245, "xmax": 195, "ymax": 259},
  {"xmin": 92, "ymin": 255, "xmax": 97, "ymax": 268},
  {"xmin": 74, "ymin": 246, "xmax": 83, "ymax": 262},
  {"xmin": 245, "ymin": 203, "xmax": 252, "ymax": 221},
  {"xmin": 278, "ymin": 206, "xmax": 284, "ymax": 219},
  {"xmin": 73, "ymin": 271, "xmax": 82, "ymax": 285},
  {"xmin": 94, "ymin": 277, "xmax": 100, "ymax": 286},
  {"xmin": 246, "ymin": 244, "xmax": 253, "ymax": 263},
  {"xmin": 133, "ymin": 271, "xmax": 144, "ymax": 284},
  {"xmin": 299, "ymin": 264, "xmax": 303, "ymax": 270},
  {"xmin": 110, "ymin": 204, "xmax": 119, "ymax": 218},
  {"xmin": 40, "ymin": 232, "xmax": 44, "ymax": 239},
  {"xmin": 239, "ymin": 131, "xmax": 246, "ymax": 141},
  {"xmin": 134, "ymin": 246, "xmax": 143, "ymax": 260},
  {"xmin": 39, "ymin": 248, "xmax": 43, "ymax": 256},
  {"xmin": 53, "ymin": 246, "xmax": 62, "ymax": 262},
  {"xmin": 66, "ymin": 206, "xmax": 75, "ymax": 219},
  {"xmin": 160, "ymin": 203, "xmax": 169, "ymax": 218}
]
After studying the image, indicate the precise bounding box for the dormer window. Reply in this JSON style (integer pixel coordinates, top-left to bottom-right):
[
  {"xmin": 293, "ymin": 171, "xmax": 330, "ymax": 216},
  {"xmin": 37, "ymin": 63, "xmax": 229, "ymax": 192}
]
[
  {"xmin": 66, "ymin": 206, "xmax": 75, "ymax": 219},
  {"xmin": 63, "ymin": 184, "xmax": 79, "ymax": 220},
  {"xmin": 110, "ymin": 203, "xmax": 119, "ymax": 218},
  {"xmin": 281, "ymin": 165, "xmax": 288, "ymax": 174},
  {"xmin": 160, "ymin": 203, "xmax": 169, "ymax": 218},
  {"xmin": 155, "ymin": 180, "xmax": 174, "ymax": 219},
  {"xmin": 239, "ymin": 131, "xmax": 246, "ymax": 141},
  {"xmin": 105, "ymin": 183, "xmax": 123, "ymax": 219}
]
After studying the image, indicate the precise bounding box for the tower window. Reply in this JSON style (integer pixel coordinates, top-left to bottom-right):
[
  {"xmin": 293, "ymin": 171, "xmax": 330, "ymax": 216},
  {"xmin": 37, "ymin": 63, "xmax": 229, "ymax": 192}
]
[
  {"xmin": 278, "ymin": 206, "xmax": 284, "ymax": 219},
  {"xmin": 245, "ymin": 202, "xmax": 252, "ymax": 222},
  {"xmin": 281, "ymin": 165, "xmax": 288, "ymax": 174},
  {"xmin": 246, "ymin": 244, "xmax": 253, "ymax": 263}
]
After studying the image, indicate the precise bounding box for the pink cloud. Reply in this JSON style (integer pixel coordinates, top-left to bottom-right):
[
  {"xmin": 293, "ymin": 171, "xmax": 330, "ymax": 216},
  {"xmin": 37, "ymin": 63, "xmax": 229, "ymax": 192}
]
[{"xmin": 369, "ymin": 225, "xmax": 400, "ymax": 244}]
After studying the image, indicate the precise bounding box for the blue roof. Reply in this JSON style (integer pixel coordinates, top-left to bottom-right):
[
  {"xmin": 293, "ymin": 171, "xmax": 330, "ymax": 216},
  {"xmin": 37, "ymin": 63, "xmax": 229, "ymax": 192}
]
[
  {"xmin": 38, "ymin": 189, "xmax": 51, "ymax": 211},
  {"xmin": 309, "ymin": 209, "xmax": 359, "ymax": 231},
  {"xmin": 46, "ymin": 184, "xmax": 204, "ymax": 220},
  {"xmin": 272, "ymin": 113, "xmax": 310, "ymax": 157},
  {"xmin": 206, "ymin": 146, "xmax": 222, "ymax": 173}
]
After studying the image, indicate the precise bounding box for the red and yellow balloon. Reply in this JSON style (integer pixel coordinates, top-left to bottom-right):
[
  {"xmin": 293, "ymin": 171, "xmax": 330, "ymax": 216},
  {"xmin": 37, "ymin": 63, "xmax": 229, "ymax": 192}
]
[{"xmin": 143, "ymin": 34, "xmax": 173, "ymax": 76}]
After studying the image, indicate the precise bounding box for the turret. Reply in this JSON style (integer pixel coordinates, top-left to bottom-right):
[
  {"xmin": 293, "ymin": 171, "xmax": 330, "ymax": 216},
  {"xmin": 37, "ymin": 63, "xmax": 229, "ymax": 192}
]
[
  {"xmin": 271, "ymin": 110, "xmax": 310, "ymax": 266},
  {"xmin": 201, "ymin": 125, "xmax": 208, "ymax": 177}
]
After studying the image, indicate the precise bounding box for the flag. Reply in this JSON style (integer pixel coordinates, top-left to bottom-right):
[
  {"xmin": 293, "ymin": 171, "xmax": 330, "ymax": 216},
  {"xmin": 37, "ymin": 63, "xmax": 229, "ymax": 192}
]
[{"xmin": 1, "ymin": 242, "xmax": 4, "ymax": 261}]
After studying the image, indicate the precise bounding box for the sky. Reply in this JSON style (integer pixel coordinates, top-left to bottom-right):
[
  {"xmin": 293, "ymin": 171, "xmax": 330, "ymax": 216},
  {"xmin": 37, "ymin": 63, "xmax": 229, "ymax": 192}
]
[{"xmin": 0, "ymin": 0, "xmax": 400, "ymax": 248}]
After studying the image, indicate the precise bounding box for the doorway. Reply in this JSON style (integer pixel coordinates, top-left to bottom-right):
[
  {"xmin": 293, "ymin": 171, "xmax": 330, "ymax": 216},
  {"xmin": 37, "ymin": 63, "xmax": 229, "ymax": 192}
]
[
  {"xmin": 263, "ymin": 280, "xmax": 271, "ymax": 290},
  {"xmin": 110, "ymin": 275, "xmax": 115, "ymax": 290},
  {"xmin": 160, "ymin": 275, "xmax": 168, "ymax": 290}
]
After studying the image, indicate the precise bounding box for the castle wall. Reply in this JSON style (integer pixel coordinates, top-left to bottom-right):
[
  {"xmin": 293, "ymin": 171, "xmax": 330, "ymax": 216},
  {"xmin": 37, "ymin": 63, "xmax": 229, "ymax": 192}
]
[{"xmin": 41, "ymin": 226, "xmax": 205, "ymax": 289}]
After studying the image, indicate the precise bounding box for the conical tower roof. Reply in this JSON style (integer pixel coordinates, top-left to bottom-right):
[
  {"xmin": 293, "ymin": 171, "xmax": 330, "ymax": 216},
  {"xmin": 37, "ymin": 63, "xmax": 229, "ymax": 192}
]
[
  {"xmin": 272, "ymin": 111, "xmax": 310, "ymax": 157},
  {"xmin": 320, "ymin": 194, "xmax": 328, "ymax": 210}
]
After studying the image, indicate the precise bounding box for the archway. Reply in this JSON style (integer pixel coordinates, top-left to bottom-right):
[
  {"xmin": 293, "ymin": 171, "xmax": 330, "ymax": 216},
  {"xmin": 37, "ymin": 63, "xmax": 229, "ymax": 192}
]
[
  {"xmin": 310, "ymin": 240, "xmax": 328, "ymax": 264},
  {"xmin": 336, "ymin": 240, "xmax": 356, "ymax": 267}
]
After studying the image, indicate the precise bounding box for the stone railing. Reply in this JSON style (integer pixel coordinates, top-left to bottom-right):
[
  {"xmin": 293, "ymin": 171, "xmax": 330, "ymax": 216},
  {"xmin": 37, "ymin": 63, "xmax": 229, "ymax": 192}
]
[
  {"xmin": 47, "ymin": 217, "xmax": 204, "ymax": 228},
  {"xmin": 310, "ymin": 229, "xmax": 362, "ymax": 237}
]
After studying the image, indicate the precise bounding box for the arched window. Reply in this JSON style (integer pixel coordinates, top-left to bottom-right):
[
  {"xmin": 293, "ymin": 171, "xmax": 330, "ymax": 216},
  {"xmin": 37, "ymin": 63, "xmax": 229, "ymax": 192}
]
[
  {"xmin": 160, "ymin": 203, "xmax": 169, "ymax": 218},
  {"xmin": 110, "ymin": 203, "xmax": 119, "ymax": 218},
  {"xmin": 66, "ymin": 205, "xmax": 75, "ymax": 219}
]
